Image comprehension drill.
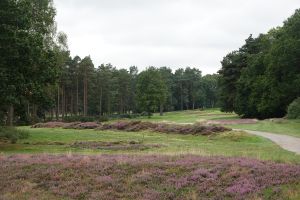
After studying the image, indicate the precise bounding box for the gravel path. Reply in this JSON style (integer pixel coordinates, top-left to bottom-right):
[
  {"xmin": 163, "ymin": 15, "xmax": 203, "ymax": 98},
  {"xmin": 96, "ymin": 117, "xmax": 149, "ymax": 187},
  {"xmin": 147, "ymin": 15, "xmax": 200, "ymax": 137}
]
[{"xmin": 235, "ymin": 129, "xmax": 300, "ymax": 154}]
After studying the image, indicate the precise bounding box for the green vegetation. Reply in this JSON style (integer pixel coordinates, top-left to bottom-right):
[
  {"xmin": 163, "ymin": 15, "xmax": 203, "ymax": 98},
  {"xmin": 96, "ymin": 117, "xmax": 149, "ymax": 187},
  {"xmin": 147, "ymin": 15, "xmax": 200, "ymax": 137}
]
[
  {"xmin": 1, "ymin": 154, "xmax": 299, "ymax": 200},
  {"xmin": 287, "ymin": 97, "xmax": 300, "ymax": 119},
  {"xmin": 228, "ymin": 119, "xmax": 300, "ymax": 138},
  {"xmin": 138, "ymin": 109, "xmax": 300, "ymax": 137},
  {"xmin": 1, "ymin": 1, "xmax": 300, "ymax": 199},
  {"xmin": 0, "ymin": 126, "xmax": 298, "ymax": 163},
  {"xmin": 219, "ymin": 9, "xmax": 300, "ymax": 119},
  {"xmin": 0, "ymin": 127, "xmax": 29, "ymax": 144},
  {"xmin": 139, "ymin": 108, "xmax": 238, "ymax": 123},
  {"xmin": 137, "ymin": 67, "xmax": 167, "ymax": 116}
]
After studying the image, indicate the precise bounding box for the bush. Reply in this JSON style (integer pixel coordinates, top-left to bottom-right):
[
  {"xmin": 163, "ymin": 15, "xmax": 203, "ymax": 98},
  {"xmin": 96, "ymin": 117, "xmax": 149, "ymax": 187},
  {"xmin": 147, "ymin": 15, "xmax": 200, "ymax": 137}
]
[
  {"xmin": 99, "ymin": 116, "xmax": 109, "ymax": 122},
  {"xmin": 63, "ymin": 116, "xmax": 109, "ymax": 123},
  {"xmin": 287, "ymin": 97, "xmax": 300, "ymax": 119},
  {"xmin": 108, "ymin": 114, "xmax": 141, "ymax": 119},
  {"xmin": 64, "ymin": 122, "xmax": 100, "ymax": 129},
  {"xmin": 141, "ymin": 112, "xmax": 152, "ymax": 117},
  {"xmin": 0, "ymin": 127, "xmax": 29, "ymax": 144},
  {"xmin": 31, "ymin": 122, "xmax": 66, "ymax": 128},
  {"xmin": 97, "ymin": 121, "xmax": 230, "ymax": 136}
]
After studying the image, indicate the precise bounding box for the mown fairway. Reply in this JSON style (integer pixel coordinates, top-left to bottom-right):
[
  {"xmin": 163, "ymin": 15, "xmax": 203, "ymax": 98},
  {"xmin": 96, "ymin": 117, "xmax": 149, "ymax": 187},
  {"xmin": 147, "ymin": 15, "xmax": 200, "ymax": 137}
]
[{"xmin": 0, "ymin": 126, "xmax": 299, "ymax": 164}]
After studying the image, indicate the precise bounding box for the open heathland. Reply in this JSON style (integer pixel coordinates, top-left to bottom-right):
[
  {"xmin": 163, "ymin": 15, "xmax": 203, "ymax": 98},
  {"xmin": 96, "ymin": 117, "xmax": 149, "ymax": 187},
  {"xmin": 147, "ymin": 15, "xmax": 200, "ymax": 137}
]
[
  {"xmin": 138, "ymin": 109, "xmax": 300, "ymax": 137},
  {"xmin": 1, "ymin": 126, "xmax": 300, "ymax": 163},
  {"xmin": 0, "ymin": 154, "xmax": 300, "ymax": 200}
]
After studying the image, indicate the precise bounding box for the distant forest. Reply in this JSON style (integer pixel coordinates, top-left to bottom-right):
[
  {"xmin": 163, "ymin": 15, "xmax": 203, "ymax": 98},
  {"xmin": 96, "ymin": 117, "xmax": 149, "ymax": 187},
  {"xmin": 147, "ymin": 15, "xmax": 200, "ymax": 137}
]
[
  {"xmin": 0, "ymin": 0, "xmax": 299, "ymax": 125},
  {"xmin": 0, "ymin": 0, "xmax": 218, "ymax": 125}
]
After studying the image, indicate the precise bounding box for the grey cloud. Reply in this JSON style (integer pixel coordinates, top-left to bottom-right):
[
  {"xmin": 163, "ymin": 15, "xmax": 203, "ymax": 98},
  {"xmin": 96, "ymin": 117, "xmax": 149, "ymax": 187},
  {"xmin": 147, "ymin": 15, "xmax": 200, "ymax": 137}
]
[{"xmin": 54, "ymin": 0, "xmax": 300, "ymax": 74}]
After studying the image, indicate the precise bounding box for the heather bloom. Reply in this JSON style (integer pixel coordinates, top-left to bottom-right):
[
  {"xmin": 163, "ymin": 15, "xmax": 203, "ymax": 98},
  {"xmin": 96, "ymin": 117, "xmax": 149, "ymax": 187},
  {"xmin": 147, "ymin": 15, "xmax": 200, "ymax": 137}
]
[
  {"xmin": 32, "ymin": 121, "xmax": 230, "ymax": 136},
  {"xmin": 0, "ymin": 154, "xmax": 299, "ymax": 199}
]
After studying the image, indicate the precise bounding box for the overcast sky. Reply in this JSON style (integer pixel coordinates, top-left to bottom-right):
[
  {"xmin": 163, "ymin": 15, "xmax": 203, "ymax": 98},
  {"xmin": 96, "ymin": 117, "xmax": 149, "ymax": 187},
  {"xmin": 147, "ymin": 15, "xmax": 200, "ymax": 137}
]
[{"xmin": 54, "ymin": 0, "xmax": 300, "ymax": 74}]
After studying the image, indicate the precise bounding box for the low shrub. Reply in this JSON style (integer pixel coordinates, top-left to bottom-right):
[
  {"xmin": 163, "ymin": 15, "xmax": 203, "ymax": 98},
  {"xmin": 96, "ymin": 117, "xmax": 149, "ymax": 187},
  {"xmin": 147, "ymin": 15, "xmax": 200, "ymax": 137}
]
[
  {"xmin": 98, "ymin": 116, "xmax": 109, "ymax": 122},
  {"xmin": 98, "ymin": 121, "xmax": 154, "ymax": 131},
  {"xmin": 62, "ymin": 122, "xmax": 81, "ymax": 129},
  {"xmin": 287, "ymin": 97, "xmax": 300, "ymax": 119},
  {"xmin": 32, "ymin": 121, "xmax": 230, "ymax": 136},
  {"xmin": 63, "ymin": 116, "xmax": 109, "ymax": 123},
  {"xmin": 32, "ymin": 122, "xmax": 101, "ymax": 129},
  {"xmin": 69, "ymin": 122, "xmax": 100, "ymax": 129},
  {"xmin": 70, "ymin": 141, "xmax": 161, "ymax": 150},
  {"xmin": 1, "ymin": 155, "xmax": 299, "ymax": 199},
  {"xmin": 0, "ymin": 127, "xmax": 29, "ymax": 144},
  {"xmin": 31, "ymin": 122, "xmax": 66, "ymax": 128},
  {"xmin": 98, "ymin": 121, "xmax": 230, "ymax": 135},
  {"xmin": 108, "ymin": 114, "xmax": 141, "ymax": 119},
  {"xmin": 141, "ymin": 111, "xmax": 152, "ymax": 117},
  {"xmin": 154, "ymin": 123, "xmax": 230, "ymax": 135}
]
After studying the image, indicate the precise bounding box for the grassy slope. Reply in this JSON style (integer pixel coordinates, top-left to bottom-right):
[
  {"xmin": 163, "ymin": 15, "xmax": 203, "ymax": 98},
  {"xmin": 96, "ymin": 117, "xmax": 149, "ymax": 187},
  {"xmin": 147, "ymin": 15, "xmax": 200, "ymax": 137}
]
[
  {"xmin": 139, "ymin": 109, "xmax": 300, "ymax": 137},
  {"xmin": 139, "ymin": 108, "xmax": 238, "ymax": 123},
  {"xmin": 0, "ymin": 126, "xmax": 298, "ymax": 163},
  {"xmin": 228, "ymin": 120, "xmax": 300, "ymax": 138}
]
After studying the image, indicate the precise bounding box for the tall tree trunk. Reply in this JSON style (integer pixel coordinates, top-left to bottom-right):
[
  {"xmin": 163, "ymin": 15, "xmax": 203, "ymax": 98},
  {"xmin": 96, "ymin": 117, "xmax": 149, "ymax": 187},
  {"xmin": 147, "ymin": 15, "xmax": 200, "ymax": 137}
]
[
  {"xmin": 27, "ymin": 102, "xmax": 30, "ymax": 122},
  {"xmin": 99, "ymin": 87, "xmax": 102, "ymax": 116},
  {"xmin": 71, "ymin": 91, "xmax": 73, "ymax": 117},
  {"xmin": 62, "ymin": 86, "xmax": 64, "ymax": 119},
  {"xmin": 32, "ymin": 104, "xmax": 38, "ymax": 123},
  {"xmin": 180, "ymin": 81, "xmax": 183, "ymax": 111},
  {"xmin": 57, "ymin": 86, "xmax": 60, "ymax": 120},
  {"xmin": 76, "ymin": 76, "xmax": 79, "ymax": 115},
  {"xmin": 160, "ymin": 103, "xmax": 163, "ymax": 116},
  {"xmin": 83, "ymin": 70, "xmax": 88, "ymax": 116},
  {"xmin": 107, "ymin": 95, "xmax": 110, "ymax": 115},
  {"xmin": 8, "ymin": 104, "xmax": 14, "ymax": 126},
  {"xmin": 51, "ymin": 108, "xmax": 54, "ymax": 120}
]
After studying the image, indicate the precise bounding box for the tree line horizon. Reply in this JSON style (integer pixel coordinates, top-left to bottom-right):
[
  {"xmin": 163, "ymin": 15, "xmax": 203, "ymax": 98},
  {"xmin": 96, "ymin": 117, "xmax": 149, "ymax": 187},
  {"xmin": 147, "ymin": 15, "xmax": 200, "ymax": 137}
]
[{"xmin": 1, "ymin": 0, "xmax": 299, "ymax": 125}]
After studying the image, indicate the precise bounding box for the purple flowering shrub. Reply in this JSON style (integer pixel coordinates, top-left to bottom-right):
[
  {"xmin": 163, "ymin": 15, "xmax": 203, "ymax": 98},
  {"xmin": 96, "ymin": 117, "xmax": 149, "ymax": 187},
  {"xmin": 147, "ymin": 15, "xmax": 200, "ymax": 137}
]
[
  {"xmin": 32, "ymin": 121, "xmax": 230, "ymax": 136},
  {"xmin": 31, "ymin": 122, "xmax": 67, "ymax": 128},
  {"xmin": 32, "ymin": 121, "xmax": 100, "ymax": 129},
  {"xmin": 98, "ymin": 121, "xmax": 230, "ymax": 135},
  {"xmin": 71, "ymin": 122, "xmax": 100, "ymax": 129},
  {"xmin": 0, "ymin": 154, "xmax": 299, "ymax": 199},
  {"xmin": 70, "ymin": 141, "xmax": 163, "ymax": 150},
  {"xmin": 153, "ymin": 123, "xmax": 230, "ymax": 135}
]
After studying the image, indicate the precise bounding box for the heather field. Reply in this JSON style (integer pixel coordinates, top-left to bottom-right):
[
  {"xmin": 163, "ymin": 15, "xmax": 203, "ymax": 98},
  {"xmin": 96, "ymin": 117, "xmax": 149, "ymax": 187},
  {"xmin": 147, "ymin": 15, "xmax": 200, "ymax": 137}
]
[
  {"xmin": 1, "ymin": 110, "xmax": 300, "ymax": 199},
  {"xmin": 1, "ymin": 154, "xmax": 300, "ymax": 200}
]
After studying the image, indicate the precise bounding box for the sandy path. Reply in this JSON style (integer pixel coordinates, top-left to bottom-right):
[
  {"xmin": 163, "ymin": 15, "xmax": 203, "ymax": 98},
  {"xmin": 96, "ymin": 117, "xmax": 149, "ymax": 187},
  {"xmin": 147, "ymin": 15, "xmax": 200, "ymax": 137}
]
[{"xmin": 235, "ymin": 129, "xmax": 300, "ymax": 154}]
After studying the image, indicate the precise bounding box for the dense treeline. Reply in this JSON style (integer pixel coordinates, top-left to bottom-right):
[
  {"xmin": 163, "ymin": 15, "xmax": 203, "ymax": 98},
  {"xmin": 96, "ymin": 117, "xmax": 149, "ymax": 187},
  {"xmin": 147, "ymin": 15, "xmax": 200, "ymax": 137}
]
[
  {"xmin": 219, "ymin": 9, "xmax": 300, "ymax": 119},
  {"xmin": 6, "ymin": 0, "xmax": 299, "ymax": 124},
  {"xmin": 54, "ymin": 58, "xmax": 219, "ymax": 119},
  {"xmin": 0, "ymin": 0, "xmax": 218, "ymax": 125},
  {"xmin": 0, "ymin": 0, "xmax": 61, "ymax": 125}
]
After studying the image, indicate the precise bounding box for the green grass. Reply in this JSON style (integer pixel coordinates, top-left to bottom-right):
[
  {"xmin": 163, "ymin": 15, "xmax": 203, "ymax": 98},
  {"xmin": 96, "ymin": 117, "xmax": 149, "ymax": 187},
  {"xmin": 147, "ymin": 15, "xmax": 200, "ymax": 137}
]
[
  {"xmin": 138, "ymin": 108, "xmax": 238, "ymax": 123},
  {"xmin": 1, "ymin": 126, "xmax": 299, "ymax": 163},
  {"xmin": 228, "ymin": 119, "xmax": 300, "ymax": 138},
  {"xmin": 138, "ymin": 109, "xmax": 300, "ymax": 137},
  {"xmin": 262, "ymin": 184, "xmax": 300, "ymax": 200}
]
